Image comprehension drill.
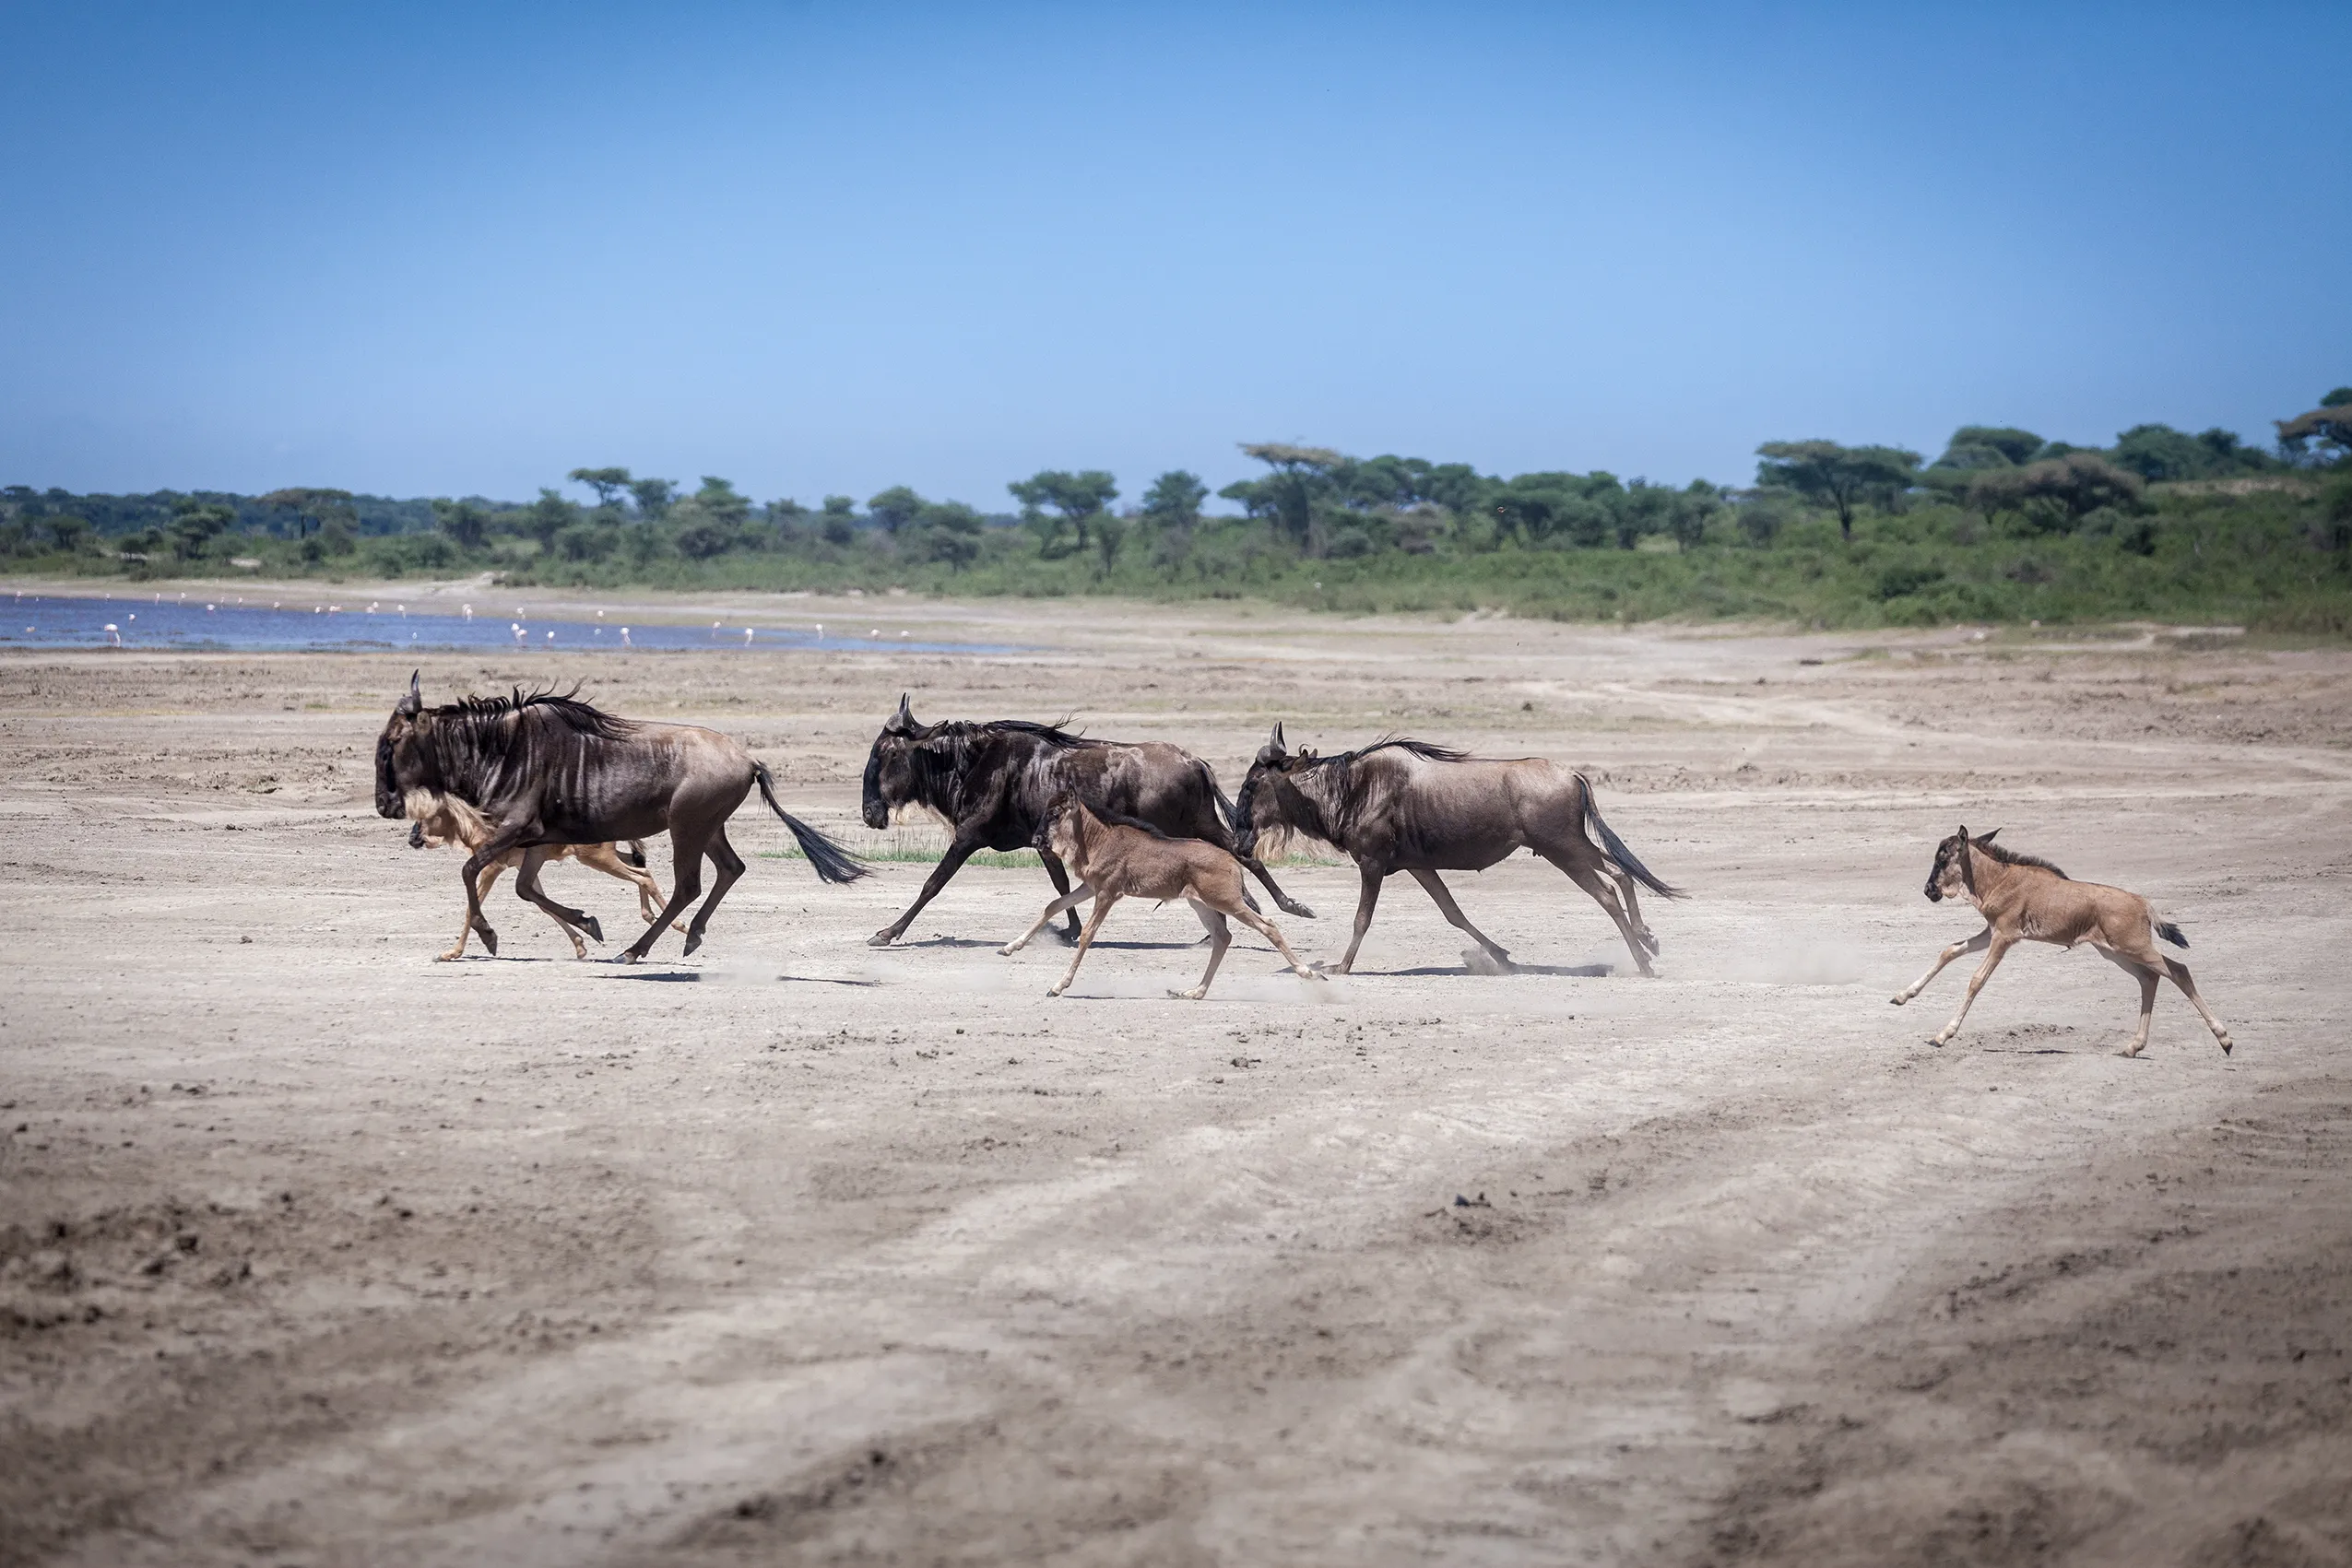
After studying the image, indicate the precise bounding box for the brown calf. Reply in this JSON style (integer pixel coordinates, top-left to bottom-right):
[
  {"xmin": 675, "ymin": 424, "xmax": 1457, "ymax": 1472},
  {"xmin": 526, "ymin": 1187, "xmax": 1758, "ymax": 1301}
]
[
  {"xmin": 999, "ymin": 796, "xmax": 1319, "ymax": 999},
  {"xmin": 404, "ymin": 789, "xmax": 678, "ymax": 961},
  {"xmin": 1890, "ymin": 826, "xmax": 2233, "ymax": 1055}
]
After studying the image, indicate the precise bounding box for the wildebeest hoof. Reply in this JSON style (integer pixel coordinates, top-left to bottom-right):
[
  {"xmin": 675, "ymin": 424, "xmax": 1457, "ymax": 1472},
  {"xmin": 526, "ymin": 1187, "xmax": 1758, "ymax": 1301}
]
[
  {"xmin": 478, "ymin": 927, "xmax": 498, "ymax": 956},
  {"xmin": 1046, "ymin": 985, "xmax": 1066, "ymax": 997},
  {"xmin": 1173, "ymin": 986, "xmax": 1208, "ymax": 1000},
  {"xmin": 868, "ymin": 928, "xmax": 899, "ymax": 948},
  {"xmin": 2218, "ymin": 1034, "xmax": 2234, "ymax": 1055},
  {"xmin": 998, "ymin": 943, "xmax": 1021, "ymax": 957},
  {"xmin": 1889, "ymin": 993, "xmax": 1909, "ymax": 1007},
  {"xmin": 435, "ymin": 949, "xmax": 462, "ymax": 962},
  {"xmin": 682, "ymin": 933, "xmax": 703, "ymax": 957},
  {"xmin": 1280, "ymin": 900, "xmax": 1316, "ymax": 918},
  {"xmin": 579, "ymin": 914, "xmax": 605, "ymax": 945}
]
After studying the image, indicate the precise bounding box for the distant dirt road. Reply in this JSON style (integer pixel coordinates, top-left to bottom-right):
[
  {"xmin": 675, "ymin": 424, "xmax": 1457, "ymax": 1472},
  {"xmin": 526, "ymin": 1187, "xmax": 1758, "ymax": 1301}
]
[{"xmin": 4, "ymin": 585, "xmax": 2347, "ymax": 1566}]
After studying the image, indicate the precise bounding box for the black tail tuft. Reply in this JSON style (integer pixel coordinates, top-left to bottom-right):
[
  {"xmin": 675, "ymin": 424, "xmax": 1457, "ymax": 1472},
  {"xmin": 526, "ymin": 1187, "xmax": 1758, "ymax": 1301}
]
[
  {"xmin": 2156, "ymin": 920, "xmax": 2189, "ymax": 949},
  {"xmin": 753, "ymin": 761, "xmax": 870, "ymax": 884},
  {"xmin": 1584, "ymin": 781, "xmax": 1684, "ymax": 899}
]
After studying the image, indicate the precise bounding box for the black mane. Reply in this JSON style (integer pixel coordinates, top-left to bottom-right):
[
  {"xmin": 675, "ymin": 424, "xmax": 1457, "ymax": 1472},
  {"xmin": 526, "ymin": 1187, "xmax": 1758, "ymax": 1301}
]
[
  {"xmin": 439, "ymin": 685, "xmax": 638, "ymax": 742},
  {"xmin": 1294, "ymin": 736, "xmax": 1474, "ymax": 772},
  {"xmin": 928, "ymin": 717, "xmax": 1100, "ymax": 751},
  {"xmin": 1974, "ymin": 835, "xmax": 2067, "ymax": 879}
]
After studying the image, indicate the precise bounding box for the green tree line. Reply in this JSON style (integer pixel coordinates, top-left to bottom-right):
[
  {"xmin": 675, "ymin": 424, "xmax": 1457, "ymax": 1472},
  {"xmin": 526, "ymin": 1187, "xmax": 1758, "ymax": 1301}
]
[{"xmin": 6, "ymin": 388, "xmax": 2348, "ymax": 631}]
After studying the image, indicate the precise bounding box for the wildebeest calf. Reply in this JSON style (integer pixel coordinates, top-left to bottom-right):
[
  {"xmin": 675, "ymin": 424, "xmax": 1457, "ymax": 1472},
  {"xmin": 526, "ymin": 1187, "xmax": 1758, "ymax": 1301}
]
[
  {"xmin": 1890, "ymin": 825, "xmax": 2234, "ymax": 1055},
  {"xmin": 403, "ymin": 788, "xmax": 681, "ymax": 961},
  {"xmin": 999, "ymin": 796, "xmax": 1319, "ymax": 999}
]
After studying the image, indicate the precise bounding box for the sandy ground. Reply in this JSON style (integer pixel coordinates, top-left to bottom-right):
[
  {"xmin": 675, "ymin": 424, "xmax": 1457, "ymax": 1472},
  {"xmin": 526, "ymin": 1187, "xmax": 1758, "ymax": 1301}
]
[{"xmin": 3, "ymin": 584, "xmax": 2348, "ymax": 1567}]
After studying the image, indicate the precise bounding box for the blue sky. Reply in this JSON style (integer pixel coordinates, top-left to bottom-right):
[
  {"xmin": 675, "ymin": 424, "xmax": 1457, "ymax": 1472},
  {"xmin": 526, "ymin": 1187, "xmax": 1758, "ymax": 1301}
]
[{"xmin": 2, "ymin": 3, "xmax": 2343, "ymax": 508}]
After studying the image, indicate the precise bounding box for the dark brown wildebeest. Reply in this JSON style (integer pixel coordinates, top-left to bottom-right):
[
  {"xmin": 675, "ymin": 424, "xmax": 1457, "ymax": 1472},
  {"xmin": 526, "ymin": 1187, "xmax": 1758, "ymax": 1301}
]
[
  {"xmin": 1233, "ymin": 725, "xmax": 1680, "ymax": 976},
  {"xmin": 374, "ymin": 675, "xmax": 865, "ymax": 961},
  {"xmin": 998, "ymin": 796, "xmax": 1319, "ymax": 999},
  {"xmin": 1890, "ymin": 826, "xmax": 2234, "ymax": 1055},
  {"xmin": 858, "ymin": 695, "xmax": 1310, "ymax": 948}
]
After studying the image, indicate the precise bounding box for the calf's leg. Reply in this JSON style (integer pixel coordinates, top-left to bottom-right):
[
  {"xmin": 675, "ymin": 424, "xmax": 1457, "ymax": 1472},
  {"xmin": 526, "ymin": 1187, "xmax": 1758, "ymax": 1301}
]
[
  {"xmin": 1003, "ymin": 884, "xmax": 1092, "ymax": 956},
  {"xmin": 1179, "ymin": 901, "xmax": 1233, "ymax": 999},
  {"xmin": 1932, "ymin": 934, "xmax": 2016, "ymax": 1045},
  {"xmin": 1048, "ymin": 892, "xmax": 1120, "ymax": 997},
  {"xmin": 2096, "ymin": 945, "xmax": 2161, "ymax": 1056},
  {"xmin": 1892, "ymin": 926, "xmax": 1991, "ymax": 1006},
  {"xmin": 2158, "ymin": 956, "xmax": 2234, "ymax": 1055}
]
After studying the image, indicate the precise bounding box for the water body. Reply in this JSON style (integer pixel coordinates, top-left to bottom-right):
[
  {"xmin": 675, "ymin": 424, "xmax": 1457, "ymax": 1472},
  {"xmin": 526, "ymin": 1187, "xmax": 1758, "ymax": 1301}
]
[{"xmin": 0, "ymin": 593, "xmax": 1021, "ymax": 655}]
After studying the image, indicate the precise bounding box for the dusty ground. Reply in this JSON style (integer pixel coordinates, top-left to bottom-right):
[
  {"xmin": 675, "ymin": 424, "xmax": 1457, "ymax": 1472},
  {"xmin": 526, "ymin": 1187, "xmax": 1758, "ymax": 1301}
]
[{"xmin": 3, "ymin": 584, "xmax": 2347, "ymax": 1567}]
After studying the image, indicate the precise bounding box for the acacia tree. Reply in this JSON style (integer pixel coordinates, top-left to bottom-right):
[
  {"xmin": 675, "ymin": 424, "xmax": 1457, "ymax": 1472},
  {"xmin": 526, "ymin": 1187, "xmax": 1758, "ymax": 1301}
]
[
  {"xmin": 1221, "ymin": 443, "xmax": 1341, "ymax": 553},
  {"xmin": 1754, "ymin": 442, "xmax": 1921, "ymax": 541},
  {"xmin": 867, "ymin": 486, "xmax": 925, "ymax": 535},
  {"xmin": 431, "ymin": 498, "xmax": 490, "ymax": 550},
  {"xmin": 1008, "ymin": 469, "xmax": 1117, "ymax": 555},
  {"xmin": 567, "ymin": 466, "xmax": 632, "ymax": 508},
  {"xmin": 260, "ymin": 487, "xmax": 355, "ymax": 540},
  {"xmin": 627, "ymin": 477, "xmax": 677, "ymax": 520}
]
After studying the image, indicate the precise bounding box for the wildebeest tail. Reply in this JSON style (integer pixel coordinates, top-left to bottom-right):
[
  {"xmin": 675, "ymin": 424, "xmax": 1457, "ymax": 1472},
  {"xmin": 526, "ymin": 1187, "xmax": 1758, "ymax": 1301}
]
[
  {"xmin": 2155, "ymin": 919, "xmax": 2188, "ymax": 949},
  {"xmin": 1582, "ymin": 778, "xmax": 1684, "ymax": 899},
  {"xmin": 752, "ymin": 761, "xmax": 870, "ymax": 883}
]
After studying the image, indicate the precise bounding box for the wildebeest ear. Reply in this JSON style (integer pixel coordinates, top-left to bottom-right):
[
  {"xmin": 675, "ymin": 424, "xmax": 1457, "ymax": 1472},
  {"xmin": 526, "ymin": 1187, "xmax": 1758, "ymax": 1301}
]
[
  {"xmin": 1955, "ymin": 824, "xmax": 1968, "ymax": 841},
  {"xmin": 396, "ymin": 670, "xmax": 421, "ymax": 716},
  {"xmin": 1979, "ymin": 828, "xmax": 2000, "ymax": 843}
]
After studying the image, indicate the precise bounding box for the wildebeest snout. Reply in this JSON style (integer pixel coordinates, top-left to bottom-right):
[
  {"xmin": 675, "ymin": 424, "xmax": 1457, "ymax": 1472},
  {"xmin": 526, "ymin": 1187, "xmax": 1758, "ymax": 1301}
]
[{"xmin": 408, "ymin": 821, "xmax": 429, "ymax": 849}]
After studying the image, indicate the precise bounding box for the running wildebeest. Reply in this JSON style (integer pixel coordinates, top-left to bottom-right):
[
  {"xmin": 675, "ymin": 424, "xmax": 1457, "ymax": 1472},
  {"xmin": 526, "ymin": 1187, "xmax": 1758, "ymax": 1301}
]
[
  {"xmin": 401, "ymin": 787, "xmax": 680, "ymax": 961},
  {"xmin": 999, "ymin": 796, "xmax": 1320, "ymax": 999},
  {"xmin": 1890, "ymin": 826, "xmax": 2234, "ymax": 1055},
  {"xmin": 374, "ymin": 676, "xmax": 866, "ymax": 961},
  {"xmin": 858, "ymin": 695, "xmax": 1311, "ymax": 948},
  {"xmin": 1233, "ymin": 725, "xmax": 1680, "ymax": 975}
]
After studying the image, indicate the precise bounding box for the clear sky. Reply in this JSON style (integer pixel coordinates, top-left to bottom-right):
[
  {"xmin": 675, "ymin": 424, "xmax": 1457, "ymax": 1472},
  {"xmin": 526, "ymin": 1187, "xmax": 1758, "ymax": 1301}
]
[{"xmin": 2, "ymin": 3, "xmax": 2343, "ymax": 508}]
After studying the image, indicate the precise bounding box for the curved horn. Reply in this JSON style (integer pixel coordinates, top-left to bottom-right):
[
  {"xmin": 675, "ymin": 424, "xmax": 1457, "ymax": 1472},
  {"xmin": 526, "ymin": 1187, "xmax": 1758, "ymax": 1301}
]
[
  {"xmin": 896, "ymin": 691, "xmax": 913, "ymax": 722},
  {"xmin": 1270, "ymin": 721, "xmax": 1285, "ymax": 750},
  {"xmin": 396, "ymin": 669, "xmax": 422, "ymax": 715}
]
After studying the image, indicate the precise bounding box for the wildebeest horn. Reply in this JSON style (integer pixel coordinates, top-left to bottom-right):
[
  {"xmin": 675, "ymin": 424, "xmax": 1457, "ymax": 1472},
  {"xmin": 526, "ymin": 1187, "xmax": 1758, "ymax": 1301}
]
[
  {"xmin": 1271, "ymin": 721, "xmax": 1285, "ymax": 750},
  {"xmin": 397, "ymin": 670, "xmax": 421, "ymax": 716}
]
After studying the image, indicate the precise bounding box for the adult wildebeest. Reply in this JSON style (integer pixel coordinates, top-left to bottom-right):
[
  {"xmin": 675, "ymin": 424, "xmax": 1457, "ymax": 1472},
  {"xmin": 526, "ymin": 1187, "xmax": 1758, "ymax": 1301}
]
[
  {"xmin": 374, "ymin": 676, "xmax": 866, "ymax": 962},
  {"xmin": 1233, "ymin": 725, "xmax": 1680, "ymax": 976},
  {"xmin": 1890, "ymin": 826, "xmax": 2234, "ymax": 1055},
  {"xmin": 401, "ymin": 787, "xmax": 680, "ymax": 961},
  {"xmin": 999, "ymin": 796, "xmax": 1319, "ymax": 999},
  {"xmin": 858, "ymin": 695, "xmax": 1311, "ymax": 948}
]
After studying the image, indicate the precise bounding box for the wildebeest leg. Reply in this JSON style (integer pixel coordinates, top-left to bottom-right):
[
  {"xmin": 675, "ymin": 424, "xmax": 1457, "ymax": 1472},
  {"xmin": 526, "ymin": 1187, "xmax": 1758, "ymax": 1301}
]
[
  {"xmin": 459, "ymin": 823, "xmax": 538, "ymax": 961},
  {"xmin": 869, "ymin": 837, "xmax": 981, "ymax": 947},
  {"xmin": 1002, "ymin": 884, "xmax": 1093, "ymax": 956},
  {"xmin": 1544, "ymin": 855, "xmax": 1652, "ymax": 977},
  {"xmin": 1240, "ymin": 855, "xmax": 1314, "ymax": 919},
  {"xmin": 2156, "ymin": 955, "xmax": 2233, "ymax": 1055},
  {"xmin": 1040, "ymin": 848, "xmax": 1084, "ymax": 944},
  {"xmin": 1890, "ymin": 926, "xmax": 1991, "ymax": 1007},
  {"xmin": 1409, "ymin": 868, "xmax": 1513, "ymax": 972},
  {"xmin": 576, "ymin": 843, "xmax": 679, "ymax": 931},
  {"xmin": 2096, "ymin": 946, "xmax": 2161, "ymax": 1057},
  {"xmin": 1611, "ymin": 868, "xmax": 1658, "ymax": 955},
  {"xmin": 443, "ymin": 861, "xmax": 507, "ymax": 961},
  {"xmin": 514, "ymin": 846, "xmax": 602, "ymax": 952},
  {"xmin": 1932, "ymin": 934, "xmax": 2015, "ymax": 1045},
  {"xmin": 621, "ymin": 828, "xmax": 708, "ymax": 963},
  {"xmin": 681, "ymin": 826, "xmax": 747, "ymax": 957},
  {"xmin": 1047, "ymin": 892, "xmax": 1120, "ymax": 997},
  {"xmin": 1226, "ymin": 902, "xmax": 1318, "ymax": 981},
  {"xmin": 1326, "ymin": 865, "xmax": 1386, "ymax": 974}
]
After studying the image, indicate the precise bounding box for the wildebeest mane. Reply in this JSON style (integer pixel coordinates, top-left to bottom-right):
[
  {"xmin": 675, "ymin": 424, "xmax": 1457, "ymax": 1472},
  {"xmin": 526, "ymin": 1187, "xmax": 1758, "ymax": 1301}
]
[
  {"xmin": 440, "ymin": 685, "xmax": 638, "ymax": 742},
  {"xmin": 897, "ymin": 718, "xmax": 1103, "ymax": 820},
  {"xmin": 1973, "ymin": 834, "xmax": 2066, "ymax": 879},
  {"xmin": 1249, "ymin": 736, "xmax": 1476, "ymax": 853},
  {"xmin": 1293, "ymin": 735, "xmax": 1473, "ymax": 772}
]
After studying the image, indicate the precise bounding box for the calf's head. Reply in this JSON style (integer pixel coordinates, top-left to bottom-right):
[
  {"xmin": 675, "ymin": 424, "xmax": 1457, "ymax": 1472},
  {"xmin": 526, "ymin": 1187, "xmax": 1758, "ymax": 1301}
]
[{"xmin": 1924, "ymin": 825, "xmax": 1994, "ymax": 902}]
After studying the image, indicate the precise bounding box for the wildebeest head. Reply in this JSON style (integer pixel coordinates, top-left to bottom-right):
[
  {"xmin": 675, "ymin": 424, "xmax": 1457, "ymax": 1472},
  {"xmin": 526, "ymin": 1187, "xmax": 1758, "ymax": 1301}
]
[
  {"xmin": 1233, "ymin": 722, "xmax": 1327, "ymax": 856},
  {"xmin": 861, "ymin": 693, "xmax": 935, "ymax": 829},
  {"xmin": 374, "ymin": 671, "xmax": 438, "ymax": 819},
  {"xmin": 1924, "ymin": 825, "xmax": 1994, "ymax": 902}
]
